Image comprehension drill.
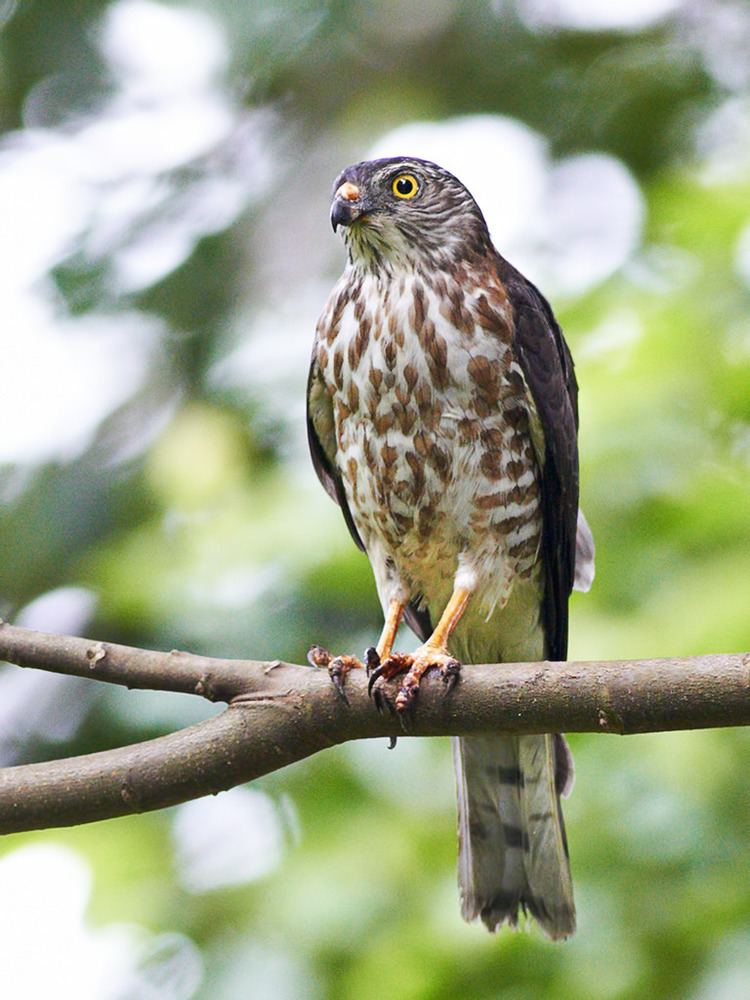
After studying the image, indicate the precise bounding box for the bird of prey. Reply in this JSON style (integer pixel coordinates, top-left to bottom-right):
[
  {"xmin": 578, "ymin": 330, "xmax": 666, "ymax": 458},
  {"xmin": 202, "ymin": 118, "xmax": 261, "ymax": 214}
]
[{"xmin": 307, "ymin": 156, "xmax": 594, "ymax": 940}]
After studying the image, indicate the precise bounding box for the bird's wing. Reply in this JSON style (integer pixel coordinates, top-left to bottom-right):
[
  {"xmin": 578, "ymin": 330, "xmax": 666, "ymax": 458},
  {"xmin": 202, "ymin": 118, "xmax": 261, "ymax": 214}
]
[
  {"xmin": 306, "ymin": 352, "xmax": 365, "ymax": 552},
  {"xmin": 497, "ymin": 257, "xmax": 580, "ymax": 661}
]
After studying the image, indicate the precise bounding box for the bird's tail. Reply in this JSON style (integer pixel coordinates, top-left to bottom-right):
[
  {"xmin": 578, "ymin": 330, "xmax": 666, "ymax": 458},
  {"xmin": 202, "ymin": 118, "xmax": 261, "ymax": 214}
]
[{"xmin": 453, "ymin": 732, "xmax": 576, "ymax": 940}]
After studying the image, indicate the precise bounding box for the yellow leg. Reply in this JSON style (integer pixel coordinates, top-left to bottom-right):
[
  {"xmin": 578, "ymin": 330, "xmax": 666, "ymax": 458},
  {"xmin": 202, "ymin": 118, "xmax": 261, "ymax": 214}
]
[
  {"xmin": 422, "ymin": 586, "xmax": 472, "ymax": 654},
  {"xmin": 376, "ymin": 599, "xmax": 404, "ymax": 661},
  {"xmin": 368, "ymin": 587, "xmax": 473, "ymax": 712}
]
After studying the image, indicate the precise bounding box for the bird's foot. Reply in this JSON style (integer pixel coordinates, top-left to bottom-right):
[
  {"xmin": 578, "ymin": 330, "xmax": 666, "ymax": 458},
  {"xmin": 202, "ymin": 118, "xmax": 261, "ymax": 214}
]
[
  {"xmin": 368, "ymin": 645, "xmax": 461, "ymax": 715},
  {"xmin": 307, "ymin": 645, "xmax": 364, "ymax": 704}
]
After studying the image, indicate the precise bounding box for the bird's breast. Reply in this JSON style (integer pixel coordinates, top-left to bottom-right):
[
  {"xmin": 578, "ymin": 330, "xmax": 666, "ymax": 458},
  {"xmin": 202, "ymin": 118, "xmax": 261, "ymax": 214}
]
[{"xmin": 315, "ymin": 267, "xmax": 544, "ymax": 609}]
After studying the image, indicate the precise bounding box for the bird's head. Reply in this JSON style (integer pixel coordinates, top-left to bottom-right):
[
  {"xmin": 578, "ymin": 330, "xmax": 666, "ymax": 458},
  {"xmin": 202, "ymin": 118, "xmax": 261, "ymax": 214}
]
[{"xmin": 330, "ymin": 157, "xmax": 491, "ymax": 271}]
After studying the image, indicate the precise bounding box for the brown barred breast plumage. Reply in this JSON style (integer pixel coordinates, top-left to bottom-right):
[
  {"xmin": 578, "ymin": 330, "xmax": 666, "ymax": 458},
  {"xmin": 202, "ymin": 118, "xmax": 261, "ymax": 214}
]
[{"xmin": 314, "ymin": 259, "xmax": 544, "ymax": 620}]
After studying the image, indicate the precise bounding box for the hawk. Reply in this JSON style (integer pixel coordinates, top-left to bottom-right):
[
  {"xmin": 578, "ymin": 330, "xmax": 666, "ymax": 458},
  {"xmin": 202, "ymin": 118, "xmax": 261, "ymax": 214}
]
[{"xmin": 306, "ymin": 157, "xmax": 594, "ymax": 940}]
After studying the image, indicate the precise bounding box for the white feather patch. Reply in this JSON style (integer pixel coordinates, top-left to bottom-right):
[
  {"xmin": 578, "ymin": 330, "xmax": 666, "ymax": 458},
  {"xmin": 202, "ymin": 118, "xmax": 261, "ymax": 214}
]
[{"xmin": 573, "ymin": 509, "xmax": 595, "ymax": 593}]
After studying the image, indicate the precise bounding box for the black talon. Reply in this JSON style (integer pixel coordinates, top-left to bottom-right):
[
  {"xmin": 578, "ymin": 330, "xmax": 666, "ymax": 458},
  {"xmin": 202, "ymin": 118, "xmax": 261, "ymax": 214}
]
[
  {"xmin": 398, "ymin": 698, "xmax": 415, "ymax": 729},
  {"xmin": 364, "ymin": 646, "xmax": 380, "ymax": 676},
  {"xmin": 387, "ymin": 735, "xmax": 398, "ymax": 749},
  {"xmin": 333, "ymin": 684, "xmax": 350, "ymax": 705},
  {"xmin": 442, "ymin": 659, "xmax": 461, "ymax": 694},
  {"xmin": 373, "ymin": 685, "xmax": 395, "ymax": 716},
  {"xmin": 328, "ymin": 657, "xmax": 350, "ymax": 705},
  {"xmin": 367, "ymin": 663, "xmax": 387, "ymax": 696}
]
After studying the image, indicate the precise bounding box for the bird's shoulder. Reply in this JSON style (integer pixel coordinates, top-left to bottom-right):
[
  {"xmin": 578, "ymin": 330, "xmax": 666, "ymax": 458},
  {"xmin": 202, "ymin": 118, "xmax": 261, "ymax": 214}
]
[{"xmin": 491, "ymin": 254, "xmax": 578, "ymax": 429}]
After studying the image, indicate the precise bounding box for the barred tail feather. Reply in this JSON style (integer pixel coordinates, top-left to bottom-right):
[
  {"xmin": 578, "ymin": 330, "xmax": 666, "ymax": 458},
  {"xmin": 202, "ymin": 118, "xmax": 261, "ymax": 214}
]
[{"xmin": 453, "ymin": 733, "xmax": 576, "ymax": 940}]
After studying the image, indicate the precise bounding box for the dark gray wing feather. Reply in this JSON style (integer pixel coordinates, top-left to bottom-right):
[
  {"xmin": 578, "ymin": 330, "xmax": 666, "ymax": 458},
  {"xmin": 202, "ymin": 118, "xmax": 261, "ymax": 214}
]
[
  {"xmin": 403, "ymin": 601, "xmax": 432, "ymax": 643},
  {"xmin": 497, "ymin": 256, "xmax": 579, "ymax": 662}
]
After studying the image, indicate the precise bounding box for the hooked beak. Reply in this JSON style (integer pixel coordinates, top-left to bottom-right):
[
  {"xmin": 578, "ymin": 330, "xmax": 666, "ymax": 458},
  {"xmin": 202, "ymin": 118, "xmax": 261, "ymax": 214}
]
[{"xmin": 331, "ymin": 181, "xmax": 364, "ymax": 231}]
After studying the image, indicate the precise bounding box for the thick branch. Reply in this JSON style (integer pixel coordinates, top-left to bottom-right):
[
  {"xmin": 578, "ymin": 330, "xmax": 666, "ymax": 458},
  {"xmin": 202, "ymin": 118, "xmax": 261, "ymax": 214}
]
[{"xmin": 0, "ymin": 622, "xmax": 748, "ymax": 834}]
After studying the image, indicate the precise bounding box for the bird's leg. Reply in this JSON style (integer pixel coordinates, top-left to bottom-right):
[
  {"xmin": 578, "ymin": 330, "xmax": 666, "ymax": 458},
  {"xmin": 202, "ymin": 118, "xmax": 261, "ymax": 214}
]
[
  {"xmin": 308, "ymin": 599, "xmax": 405, "ymax": 704},
  {"xmin": 369, "ymin": 587, "xmax": 471, "ymax": 713},
  {"xmin": 364, "ymin": 599, "xmax": 404, "ymax": 674}
]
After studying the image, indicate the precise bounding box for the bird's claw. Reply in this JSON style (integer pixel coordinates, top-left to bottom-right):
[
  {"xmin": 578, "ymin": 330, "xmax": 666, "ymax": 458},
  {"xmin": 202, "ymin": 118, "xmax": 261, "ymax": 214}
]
[
  {"xmin": 368, "ymin": 649, "xmax": 462, "ymax": 714},
  {"xmin": 395, "ymin": 656, "xmax": 462, "ymax": 711},
  {"xmin": 372, "ymin": 684, "xmax": 388, "ymax": 715},
  {"xmin": 309, "ymin": 640, "xmax": 460, "ymax": 713},
  {"xmin": 367, "ymin": 663, "xmax": 385, "ymax": 696},
  {"xmin": 307, "ymin": 644, "xmax": 332, "ymax": 668},
  {"xmin": 307, "ymin": 644, "xmax": 363, "ymax": 703},
  {"xmin": 372, "ymin": 681, "xmax": 399, "ymax": 716},
  {"xmin": 441, "ymin": 658, "xmax": 461, "ymax": 695},
  {"xmin": 367, "ymin": 652, "xmax": 412, "ymax": 697},
  {"xmin": 364, "ymin": 646, "xmax": 380, "ymax": 676},
  {"xmin": 328, "ymin": 656, "xmax": 350, "ymax": 704}
]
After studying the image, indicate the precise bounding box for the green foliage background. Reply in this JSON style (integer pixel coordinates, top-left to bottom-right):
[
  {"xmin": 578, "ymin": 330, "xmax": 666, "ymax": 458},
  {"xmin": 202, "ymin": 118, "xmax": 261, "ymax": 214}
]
[{"xmin": 1, "ymin": 1, "xmax": 750, "ymax": 997}]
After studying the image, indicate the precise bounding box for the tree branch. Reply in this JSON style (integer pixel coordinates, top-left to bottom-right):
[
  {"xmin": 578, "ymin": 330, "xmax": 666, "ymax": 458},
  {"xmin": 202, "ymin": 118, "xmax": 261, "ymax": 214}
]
[{"xmin": 0, "ymin": 622, "xmax": 748, "ymax": 834}]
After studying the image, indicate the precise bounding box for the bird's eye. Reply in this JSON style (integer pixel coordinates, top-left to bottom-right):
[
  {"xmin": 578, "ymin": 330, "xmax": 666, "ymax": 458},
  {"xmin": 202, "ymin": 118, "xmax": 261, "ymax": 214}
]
[{"xmin": 391, "ymin": 173, "xmax": 419, "ymax": 199}]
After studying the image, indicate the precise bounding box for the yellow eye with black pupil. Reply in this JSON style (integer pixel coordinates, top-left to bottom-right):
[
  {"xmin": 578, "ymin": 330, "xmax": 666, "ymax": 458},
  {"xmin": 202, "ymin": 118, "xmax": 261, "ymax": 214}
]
[{"xmin": 392, "ymin": 174, "xmax": 419, "ymax": 199}]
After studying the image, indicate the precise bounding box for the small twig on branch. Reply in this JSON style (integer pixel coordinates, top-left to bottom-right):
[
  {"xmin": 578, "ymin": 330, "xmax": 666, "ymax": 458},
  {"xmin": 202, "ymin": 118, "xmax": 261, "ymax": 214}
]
[{"xmin": 0, "ymin": 622, "xmax": 748, "ymax": 835}]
